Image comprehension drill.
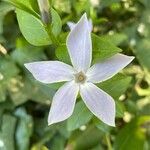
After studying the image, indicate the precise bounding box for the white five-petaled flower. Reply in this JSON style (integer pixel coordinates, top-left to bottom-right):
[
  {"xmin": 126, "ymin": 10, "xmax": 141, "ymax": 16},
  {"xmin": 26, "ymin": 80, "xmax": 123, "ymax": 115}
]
[{"xmin": 25, "ymin": 13, "xmax": 134, "ymax": 126}]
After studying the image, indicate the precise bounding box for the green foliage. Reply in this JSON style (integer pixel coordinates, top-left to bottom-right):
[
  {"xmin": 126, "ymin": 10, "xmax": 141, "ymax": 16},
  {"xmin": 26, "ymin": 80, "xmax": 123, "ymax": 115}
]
[
  {"xmin": 114, "ymin": 116, "xmax": 150, "ymax": 150},
  {"xmin": 67, "ymin": 101, "xmax": 93, "ymax": 131},
  {"xmin": 92, "ymin": 34, "xmax": 122, "ymax": 63},
  {"xmin": 0, "ymin": 115, "xmax": 17, "ymax": 150},
  {"xmin": 15, "ymin": 108, "xmax": 33, "ymax": 150},
  {"xmin": 16, "ymin": 8, "xmax": 62, "ymax": 46},
  {"xmin": 0, "ymin": 0, "xmax": 150, "ymax": 149}
]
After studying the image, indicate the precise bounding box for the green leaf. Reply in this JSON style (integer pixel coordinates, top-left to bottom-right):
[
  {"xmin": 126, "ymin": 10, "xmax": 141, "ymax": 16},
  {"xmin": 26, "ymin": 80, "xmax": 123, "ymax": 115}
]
[
  {"xmin": 116, "ymin": 101, "xmax": 126, "ymax": 118},
  {"xmin": 3, "ymin": 0, "xmax": 38, "ymax": 17},
  {"xmin": 0, "ymin": 2, "xmax": 14, "ymax": 34},
  {"xmin": 16, "ymin": 8, "xmax": 50, "ymax": 46},
  {"xmin": 101, "ymin": 33, "xmax": 127, "ymax": 46},
  {"xmin": 67, "ymin": 101, "xmax": 93, "ymax": 131},
  {"xmin": 49, "ymin": 135, "xmax": 66, "ymax": 150},
  {"xmin": 55, "ymin": 44, "xmax": 71, "ymax": 64},
  {"xmin": 93, "ymin": 117, "xmax": 111, "ymax": 133},
  {"xmin": 72, "ymin": 126, "xmax": 103, "ymax": 150},
  {"xmin": 56, "ymin": 33, "xmax": 122, "ymax": 65},
  {"xmin": 15, "ymin": 108, "xmax": 33, "ymax": 150},
  {"xmin": 92, "ymin": 34, "xmax": 122, "ymax": 63},
  {"xmin": 97, "ymin": 74, "xmax": 132, "ymax": 99},
  {"xmin": 114, "ymin": 116, "xmax": 150, "ymax": 150},
  {"xmin": 0, "ymin": 114, "xmax": 17, "ymax": 150},
  {"xmin": 51, "ymin": 8, "xmax": 62, "ymax": 37},
  {"xmin": 16, "ymin": 8, "xmax": 61, "ymax": 46}
]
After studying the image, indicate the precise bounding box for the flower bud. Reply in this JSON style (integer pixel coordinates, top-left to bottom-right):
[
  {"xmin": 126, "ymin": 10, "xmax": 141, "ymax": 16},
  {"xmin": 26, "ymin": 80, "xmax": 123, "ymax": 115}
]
[{"xmin": 37, "ymin": 0, "xmax": 51, "ymax": 24}]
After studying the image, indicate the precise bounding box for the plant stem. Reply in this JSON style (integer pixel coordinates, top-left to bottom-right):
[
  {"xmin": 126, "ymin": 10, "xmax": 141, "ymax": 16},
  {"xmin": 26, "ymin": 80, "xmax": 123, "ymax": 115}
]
[
  {"xmin": 37, "ymin": 0, "xmax": 60, "ymax": 47},
  {"xmin": 45, "ymin": 24, "xmax": 60, "ymax": 47},
  {"xmin": 105, "ymin": 134, "xmax": 112, "ymax": 150}
]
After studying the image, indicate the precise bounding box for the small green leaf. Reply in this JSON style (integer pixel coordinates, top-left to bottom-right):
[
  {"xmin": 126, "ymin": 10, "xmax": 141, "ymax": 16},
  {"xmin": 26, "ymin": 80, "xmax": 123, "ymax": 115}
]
[
  {"xmin": 92, "ymin": 34, "xmax": 122, "ymax": 63},
  {"xmin": 101, "ymin": 33, "xmax": 127, "ymax": 46},
  {"xmin": 67, "ymin": 101, "xmax": 93, "ymax": 131},
  {"xmin": 55, "ymin": 44, "xmax": 71, "ymax": 64},
  {"xmin": 93, "ymin": 117, "xmax": 111, "ymax": 133},
  {"xmin": 97, "ymin": 74, "xmax": 132, "ymax": 99}
]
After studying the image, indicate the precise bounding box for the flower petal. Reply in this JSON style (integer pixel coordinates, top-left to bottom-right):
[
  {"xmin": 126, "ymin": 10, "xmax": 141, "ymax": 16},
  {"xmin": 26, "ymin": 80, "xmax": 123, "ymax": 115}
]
[
  {"xmin": 67, "ymin": 21, "xmax": 76, "ymax": 30},
  {"xmin": 67, "ymin": 13, "xmax": 92, "ymax": 72},
  {"xmin": 25, "ymin": 61, "xmax": 75, "ymax": 84},
  {"xmin": 48, "ymin": 81, "xmax": 79, "ymax": 125},
  {"xmin": 87, "ymin": 54, "xmax": 134, "ymax": 83},
  {"xmin": 67, "ymin": 19, "xmax": 93, "ymax": 32},
  {"xmin": 80, "ymin": 82, "xmax": 115, "ymax": 126}
]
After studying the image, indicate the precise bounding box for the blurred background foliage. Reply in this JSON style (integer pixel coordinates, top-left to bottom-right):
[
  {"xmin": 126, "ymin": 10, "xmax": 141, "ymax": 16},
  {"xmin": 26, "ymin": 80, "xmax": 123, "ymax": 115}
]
[{"xmin": 0, "ymin": 0, "xmax": 150, "ymax": 150}]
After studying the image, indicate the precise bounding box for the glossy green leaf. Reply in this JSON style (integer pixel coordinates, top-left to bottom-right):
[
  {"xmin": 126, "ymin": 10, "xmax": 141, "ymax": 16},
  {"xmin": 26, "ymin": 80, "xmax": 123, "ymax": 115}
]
[
  {"xmin": 16, "ymin": 8, "xmax": 62, "ymax": 46},
  {"xmin": 92, "ymin": 34, "xmax": 122, "ymax": 63},
  {"xmin": 97, "ymin": 74, "xmax": 132, "ymax": 99},
  {"xmin": 16, "ymin": 8, "xmax": 50, "ymax": 46}
]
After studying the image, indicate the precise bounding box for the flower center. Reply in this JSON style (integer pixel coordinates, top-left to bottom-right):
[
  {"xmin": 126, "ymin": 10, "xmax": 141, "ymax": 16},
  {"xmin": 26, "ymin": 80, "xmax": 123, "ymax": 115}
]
[{"xmin": 74, "ymin": 71, "xmax": 86, "ymax": 84}]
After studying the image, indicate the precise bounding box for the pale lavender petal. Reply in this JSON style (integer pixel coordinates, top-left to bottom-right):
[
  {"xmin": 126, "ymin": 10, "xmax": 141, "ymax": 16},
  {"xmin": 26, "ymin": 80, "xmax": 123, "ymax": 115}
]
[
  {"xmin": 67, "ymin": 21, "xmax": 76, "ymax": 30},
  {"xmin": 25, "ymin": 61, "xmax": 75, "ymax": 84},
  {"xmin": 80, "ymin": 82, "xmax": 115, "ymax": 126},
  {"xmin": 87, "ymin": 54, "xmax": 134, "ymax": 83},
  {"xmin": 88, "ymin": 19, "xmax": 93, "ymax": 32},
  {"xmin": 67, "ymin": 13, "xmax": 92, "ymax": 72},
  {"xmin": 67, "ymin": 20, "xmax": 93, "ymax": 32},
  {"xmin": 48, "ymin": 81, "xmax": 79, "ymax": 125}
]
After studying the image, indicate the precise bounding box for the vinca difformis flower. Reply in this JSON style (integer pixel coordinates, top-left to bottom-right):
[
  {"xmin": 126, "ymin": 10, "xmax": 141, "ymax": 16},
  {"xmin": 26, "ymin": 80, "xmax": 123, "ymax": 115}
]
[
  {"xmin": 25, "ymin": 13, "xmax": 134, "ymax": 126},
  {"xmin": 67, "ymin": 19, "xmax": 93, "ymax": 32}
]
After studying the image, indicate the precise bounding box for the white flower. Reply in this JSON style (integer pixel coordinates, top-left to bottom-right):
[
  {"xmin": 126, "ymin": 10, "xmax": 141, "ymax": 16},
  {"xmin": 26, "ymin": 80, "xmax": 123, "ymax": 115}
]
[
  {"xmin": 25, "ymin": 13, "xmax": 134, "ymax": 126},
  {"xmin": 67, "ymin": 19, "xmax": 93, "ymax": 32}
]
